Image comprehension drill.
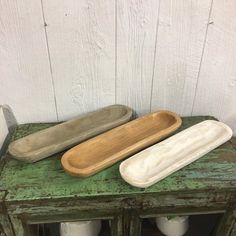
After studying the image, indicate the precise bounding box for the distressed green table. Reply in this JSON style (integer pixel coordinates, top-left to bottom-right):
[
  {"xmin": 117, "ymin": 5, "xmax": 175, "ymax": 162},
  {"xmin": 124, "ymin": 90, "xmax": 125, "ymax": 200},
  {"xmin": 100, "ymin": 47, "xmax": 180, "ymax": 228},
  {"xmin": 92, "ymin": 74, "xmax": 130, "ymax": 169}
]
[{"xmin": 0, "ymin": 116, "xmax": 236, "ymax": 236}]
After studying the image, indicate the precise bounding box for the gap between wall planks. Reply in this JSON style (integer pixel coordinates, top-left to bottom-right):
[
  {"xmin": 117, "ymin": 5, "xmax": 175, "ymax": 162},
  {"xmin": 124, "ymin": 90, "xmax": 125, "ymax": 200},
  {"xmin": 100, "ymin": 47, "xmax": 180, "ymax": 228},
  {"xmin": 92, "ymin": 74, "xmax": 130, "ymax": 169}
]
[
  {"xmin": 0, "ymin": 0, "xmax": 57, "ymax": 123},
  {"xmin": 42, "ymin": 0, "xmax": 116, "ymax": 121},
  {"xmin": 150, "ymin": 0, "xmax": 213, "ymax": 116},
  {"xmin": 116, "ymin": 0, "xmax": 160, "ymax": 117},
  {"xmin": 192, "ymin": 0, "xmax": 236, "ymax": 135},
  {"xmin": 0, "ymin": 0, "xmax": 236, "ymax": 136}
]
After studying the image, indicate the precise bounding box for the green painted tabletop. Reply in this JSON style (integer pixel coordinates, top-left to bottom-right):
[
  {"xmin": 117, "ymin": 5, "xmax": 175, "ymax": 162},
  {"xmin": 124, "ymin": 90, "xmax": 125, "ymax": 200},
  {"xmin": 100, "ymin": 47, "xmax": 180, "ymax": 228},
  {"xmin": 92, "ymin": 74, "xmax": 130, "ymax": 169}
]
[{"xmin": 1, "ymin": 116, "xmax": 236, "ymax": 202}]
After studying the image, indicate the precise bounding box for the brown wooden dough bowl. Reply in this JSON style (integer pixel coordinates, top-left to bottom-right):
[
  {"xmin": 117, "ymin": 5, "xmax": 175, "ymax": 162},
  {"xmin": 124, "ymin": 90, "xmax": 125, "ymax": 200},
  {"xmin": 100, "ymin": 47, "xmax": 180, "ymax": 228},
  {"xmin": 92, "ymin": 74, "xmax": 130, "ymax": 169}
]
[
  {"xmin": 9, "ymin": 105, "xmax": 133, "ymax": 163},
  {"xmin": 61, "ymin": 111, "xmax": 182, "ymax": 177}
]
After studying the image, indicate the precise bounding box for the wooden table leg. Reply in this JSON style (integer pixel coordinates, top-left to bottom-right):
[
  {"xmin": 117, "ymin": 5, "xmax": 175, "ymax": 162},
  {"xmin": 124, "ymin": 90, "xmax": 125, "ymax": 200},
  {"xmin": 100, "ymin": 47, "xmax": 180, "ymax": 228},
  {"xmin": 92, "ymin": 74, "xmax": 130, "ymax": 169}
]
[
  {"xmin": 231, "ymin": 222, "xmax": 236, "ymax": 236},
  {"xmin": 123, "ymin": 210, "xmax": 141, "ymax": 236},
  {"xmin": 214, "ymin": 210, "xmax": 236, "ymax": 236},
  {"xmin": 129, "ymin": 214, "xmax": 141, "ymax": 236},
  {"xmin": 111, "ymin": 215, "xmax": 123, "ymax": 236},
  {"xmin": 0, "ymin": 214, "xmax": 14, "ymax": 236},
  {"xmin": 8, "ymin": 216, "xmax": 31, "ymax": 236}
]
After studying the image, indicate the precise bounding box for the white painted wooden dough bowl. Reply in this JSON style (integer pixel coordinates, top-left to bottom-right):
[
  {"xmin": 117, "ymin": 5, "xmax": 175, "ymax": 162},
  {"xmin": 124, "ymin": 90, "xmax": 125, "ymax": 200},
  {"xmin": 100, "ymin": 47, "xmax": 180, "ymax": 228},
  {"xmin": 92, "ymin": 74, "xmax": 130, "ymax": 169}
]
[
  {"xmin": 60, "ymin": 220, "xmax": 101, "ymax": 236},
  {"xmin": 120, "ymin": 120, "xmax": 233, "ymax": 188},
  {"xmin": 156, "ymin": 216, "xmax": 189, "ymax": 236}
]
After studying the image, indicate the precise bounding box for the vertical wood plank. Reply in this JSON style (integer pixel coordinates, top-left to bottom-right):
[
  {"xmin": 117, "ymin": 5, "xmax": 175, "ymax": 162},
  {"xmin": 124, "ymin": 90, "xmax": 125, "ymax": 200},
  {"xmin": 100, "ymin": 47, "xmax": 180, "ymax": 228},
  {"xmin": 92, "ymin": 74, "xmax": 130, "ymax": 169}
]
[
  {"xmin": 116, "ymin": 0, "xmax": 159, "ymax": 116},
  {"xmin": 111, "ymin": 215, "xmax": 123, "ymax": 236},
  {"xmin": 0, "ymin": 193, "xmax": 10, "ymax": 236},
  {"xmin": 151, "ymin": 0, "xmax": 212, "ymax": 116},
  {"xmin": 129, "ymin": 214, "xmax": 141, "ymax": 236},
  {"xmin": 0, "ymin": 212, "xmax": 15, "ymax": 236},
  {"xmin": 42, "ymin": 0, "xmax": 116, "ymax": 121},
  {"xmin": 192, "ymin": 0, "xmax": 236, "ymax": 135},
  {"xmin": 0, "ymin": 0, "xmax": 57, "ymax": 123},
  {"xmin": 214, "ymin": 210, "xmax": 236, "ymax": 236},
  {"xmin": 9, "ymin": 215, "xmax": 29, "ymax": 236}
]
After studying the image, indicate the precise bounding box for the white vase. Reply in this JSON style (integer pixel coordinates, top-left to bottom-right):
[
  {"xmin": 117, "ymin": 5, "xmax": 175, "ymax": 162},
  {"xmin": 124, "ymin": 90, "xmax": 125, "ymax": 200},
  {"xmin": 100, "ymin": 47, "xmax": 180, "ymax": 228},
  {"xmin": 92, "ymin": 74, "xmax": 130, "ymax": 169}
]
[
  {"xmin": 60, "ymin": 220, "xmax": 101, "ymax": 236},
  {"xmin": 156, "ymin": 216, "xmax": 189, "ymax": 236}
]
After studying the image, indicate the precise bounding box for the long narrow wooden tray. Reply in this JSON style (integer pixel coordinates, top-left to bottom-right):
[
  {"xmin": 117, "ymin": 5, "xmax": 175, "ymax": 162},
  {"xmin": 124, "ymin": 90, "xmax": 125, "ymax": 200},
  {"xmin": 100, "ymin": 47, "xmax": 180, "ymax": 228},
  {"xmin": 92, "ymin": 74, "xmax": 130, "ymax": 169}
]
[
  {"xmin": 120, "ymin": 120, "xmax": 233, "ymax": 188},
  {"xmin": 61, "ymin": 111, "xmax": 182, "ymax": 177},
  {"xmin": 9, "ymin": 105, "xmax": 132, "ymax": 163}
]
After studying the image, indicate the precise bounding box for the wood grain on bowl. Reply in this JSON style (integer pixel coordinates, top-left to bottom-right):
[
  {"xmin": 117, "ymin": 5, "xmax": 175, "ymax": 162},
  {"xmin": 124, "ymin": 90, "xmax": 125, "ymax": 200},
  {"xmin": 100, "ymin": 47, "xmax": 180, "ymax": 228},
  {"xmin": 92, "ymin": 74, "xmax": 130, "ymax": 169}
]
[
  {"xmin": 9, "ymin": 105, "xmax": 132, "ymax": 162},
  {"xmin": 61, "ymin": 111, "xmax": 181, "ymax": 177}
]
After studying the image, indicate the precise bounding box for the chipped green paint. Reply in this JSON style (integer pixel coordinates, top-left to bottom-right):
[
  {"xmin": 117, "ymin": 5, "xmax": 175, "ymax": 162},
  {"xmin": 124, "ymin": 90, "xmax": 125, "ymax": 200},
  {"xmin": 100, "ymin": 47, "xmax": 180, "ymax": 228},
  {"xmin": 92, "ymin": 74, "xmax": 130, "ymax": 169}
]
[
  {"xmin": 1, "ymin": 116, "xmax": 236, "ymax": 236},
  {"xmin": 1, "ymin": 116, "xmax": 236, "ymax": 202},
  {"xmin": 10, "ymin": 123, "xmax": 56, "ymax": 141}
]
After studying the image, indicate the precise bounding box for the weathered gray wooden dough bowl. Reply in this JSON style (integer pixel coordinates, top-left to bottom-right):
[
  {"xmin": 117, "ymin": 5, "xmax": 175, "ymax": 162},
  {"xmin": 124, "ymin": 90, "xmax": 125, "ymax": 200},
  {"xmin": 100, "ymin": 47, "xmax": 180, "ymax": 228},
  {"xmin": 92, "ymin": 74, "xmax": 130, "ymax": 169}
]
[{"xmin": 8, "ymin": 104, "xmax": 133, "ymax": 163}]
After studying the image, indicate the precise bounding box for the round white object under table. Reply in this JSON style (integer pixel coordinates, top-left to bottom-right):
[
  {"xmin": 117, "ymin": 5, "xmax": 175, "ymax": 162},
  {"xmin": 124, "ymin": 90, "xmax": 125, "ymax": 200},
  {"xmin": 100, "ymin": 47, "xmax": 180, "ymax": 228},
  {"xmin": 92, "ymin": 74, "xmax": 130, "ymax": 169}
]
[
  {"xmin": 60, "ymin": 220, "xmax": 101, "ymax": 236},
  {"xmin": 156, "ymin": 216, "xmax": 189, "ymax": 236}
]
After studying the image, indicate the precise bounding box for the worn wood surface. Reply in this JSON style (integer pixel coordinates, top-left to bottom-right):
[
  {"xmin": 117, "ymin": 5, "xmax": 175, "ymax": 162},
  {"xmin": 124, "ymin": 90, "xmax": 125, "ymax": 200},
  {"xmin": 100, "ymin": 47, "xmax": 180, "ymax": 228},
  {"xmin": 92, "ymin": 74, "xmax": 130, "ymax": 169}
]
[
  {"xmin": 0, "ymin": 116, "xmax": 236, "ymax": 235},
  {"xmin": 214, "ymin": 210, "xmax": 236, "ymax": 236},
  {"xmin": 61, "ymin": 111, "xmax": 181, "ymax": 177},
  {"xmin": 8, "ymin": 105, "xmax": 132, "ymax": 163},
  {"xmin": 1, "ymin": 0, "xmax": 236, "ymax": 137},
  {"xmin": 151, "ymin": 0, "xmax": 212, "ymax": 116},
  {"xmin": 0, "ymin": 214, "xmax": 14, "ymax": 236},
  {"xmin": 116, "ymin": 0, "xmax": 159, "ymax": 116},
  {"xmin": 110, "ymin": 213, "xmax": 123, "ymax": 236},
  {"xmin": 42, "ymin": 0, "xmax": 116, "ymax": 121},
  {"xmin": 0, "ymin": 0, "xmax": 57, "ymax": 123},
  {"xmin": 120, "ymin": 120, "xmax": 232, "ymax": 188},
  {"xmin": 0, "ymin": 191, "xmax": 14, "ymax": 236},
  {"xmin": 1, "ymin": 116, "xmax": 236, "ymax": 203},
  {"xmin": 192, "ymin": 0, "xmax": 236, "ymax": 135},
  {"xmin": 9, "ymin": 215, "xmax": 28, "ymax": 236}
]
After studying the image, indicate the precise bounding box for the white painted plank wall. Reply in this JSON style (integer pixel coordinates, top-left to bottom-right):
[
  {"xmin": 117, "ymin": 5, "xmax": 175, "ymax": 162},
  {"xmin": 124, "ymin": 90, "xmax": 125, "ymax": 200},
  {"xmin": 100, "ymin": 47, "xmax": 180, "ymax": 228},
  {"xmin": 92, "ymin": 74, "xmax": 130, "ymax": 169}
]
[
  {"xmin": 151, "ymin": 0, "xmax": 212, "ymax": 116},
  {"xmin": 192, "ymin": 0, "xmax": 236, "ymax": 134},
  {"xmin": 0, "ymin": 0, "xmax": 236, "ymax": 135},
  {"xmin": 116, "ymin": 0, "xmax": 159, "ymax": 116},
  {"xmin": 43, "ymin": 0, "xmax": 116, "ymax": 121},
  {"xmin": 0, "ymin": 0, "xmax": 57, "ymax": 123}
]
